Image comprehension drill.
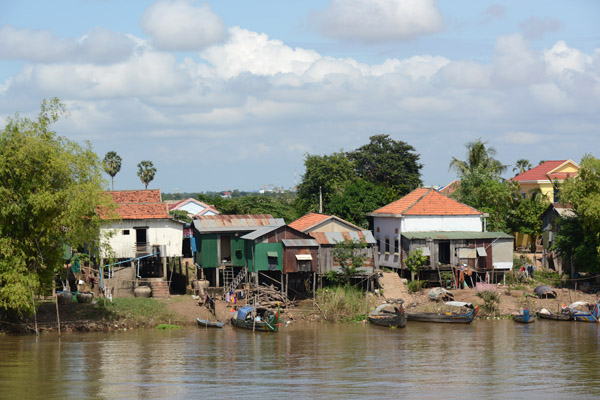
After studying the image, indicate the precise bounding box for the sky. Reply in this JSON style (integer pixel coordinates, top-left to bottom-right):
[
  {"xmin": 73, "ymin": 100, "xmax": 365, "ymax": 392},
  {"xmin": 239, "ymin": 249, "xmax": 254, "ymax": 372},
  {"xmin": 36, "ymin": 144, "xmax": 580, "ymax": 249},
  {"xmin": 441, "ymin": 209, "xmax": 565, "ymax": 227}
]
[{"xmin": 0, "ymin": 0, "xmax": 598, "ymax": 193}]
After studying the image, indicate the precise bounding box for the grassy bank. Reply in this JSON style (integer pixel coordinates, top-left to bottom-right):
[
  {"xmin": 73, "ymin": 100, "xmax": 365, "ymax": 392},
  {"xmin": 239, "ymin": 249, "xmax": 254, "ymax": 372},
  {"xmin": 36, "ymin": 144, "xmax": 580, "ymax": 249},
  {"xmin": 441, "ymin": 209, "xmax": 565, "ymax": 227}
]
[{"xmin": 315, "ymin": 286, "xmax": 374, "ymax": 323}]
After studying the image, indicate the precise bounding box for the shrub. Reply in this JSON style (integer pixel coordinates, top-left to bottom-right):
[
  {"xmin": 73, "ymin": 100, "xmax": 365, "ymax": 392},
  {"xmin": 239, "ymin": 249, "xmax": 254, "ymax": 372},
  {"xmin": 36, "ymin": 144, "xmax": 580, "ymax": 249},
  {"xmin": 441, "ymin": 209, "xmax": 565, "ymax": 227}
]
[
  {"xmin": 315, "ymin": 286, "xmax": 371, "ymax": 323},
  {"xmin": 476, "ymin": 290, "xmax": 501, "ymax": 316},
  {"xmin": 407, "ymin": 280, "xmax": 426, "ymax": 293}
]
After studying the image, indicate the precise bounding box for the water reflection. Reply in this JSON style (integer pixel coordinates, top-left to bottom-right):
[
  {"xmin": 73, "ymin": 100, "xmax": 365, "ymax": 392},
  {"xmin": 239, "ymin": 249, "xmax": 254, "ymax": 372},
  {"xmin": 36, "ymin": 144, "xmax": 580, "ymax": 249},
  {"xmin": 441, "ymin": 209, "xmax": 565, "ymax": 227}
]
[{"xmin": 0, "ymin": 321, "xmax": 598, "ymax": 399}]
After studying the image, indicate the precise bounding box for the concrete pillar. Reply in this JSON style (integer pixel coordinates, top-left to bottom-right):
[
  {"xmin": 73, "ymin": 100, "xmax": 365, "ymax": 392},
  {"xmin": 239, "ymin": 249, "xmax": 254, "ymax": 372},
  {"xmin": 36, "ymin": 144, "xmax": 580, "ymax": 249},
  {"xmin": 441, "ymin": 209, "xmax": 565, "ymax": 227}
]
[{"xmin": 162, "ymin": 257, "xmax": 167, "ymax": 279}]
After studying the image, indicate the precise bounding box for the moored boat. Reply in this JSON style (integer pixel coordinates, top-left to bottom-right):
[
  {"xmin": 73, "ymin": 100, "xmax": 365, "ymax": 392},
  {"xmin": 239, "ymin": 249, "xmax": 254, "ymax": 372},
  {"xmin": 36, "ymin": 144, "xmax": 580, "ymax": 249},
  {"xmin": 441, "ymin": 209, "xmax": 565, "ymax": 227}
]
[
  {"xmin": 566, "ymin": 301, "xmax": 599, "ymax": 323},
  {"xmin": 513, "ymin": 308, "xmax": 535, "ymax": 323},
  {"xmin": 196, "ymin": 318, "xmax": 225, "ymax": 328},
  {"xmin": 536, "ymin": 308, "xmax": 573, "ymax": 321},
  {"xmin": 231, "ymin": 306, "xmax": 279, "ymax": 332},
  {"xmin": 406, "ymin": 302, "xmax": 479, "ymax": 324},
  {"xmin": 369, "ymin": 300, "xmax": 406, "ymax": 328}
]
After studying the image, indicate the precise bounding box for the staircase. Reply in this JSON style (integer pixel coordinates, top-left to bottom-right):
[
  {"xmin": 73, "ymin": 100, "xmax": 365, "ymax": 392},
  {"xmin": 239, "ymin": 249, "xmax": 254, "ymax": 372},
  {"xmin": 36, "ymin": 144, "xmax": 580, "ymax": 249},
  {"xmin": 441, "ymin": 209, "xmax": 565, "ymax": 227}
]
[
  {"xmin": 149, "ymin": 279, "xmax": 170, "ymax": 298},
  {"xmin": 378, "ymin": 271, "xmax": 409, "ymax": 301},
  {"xmin": 224, "ymin": 267, "xmax": 247, "ymax": 294}
]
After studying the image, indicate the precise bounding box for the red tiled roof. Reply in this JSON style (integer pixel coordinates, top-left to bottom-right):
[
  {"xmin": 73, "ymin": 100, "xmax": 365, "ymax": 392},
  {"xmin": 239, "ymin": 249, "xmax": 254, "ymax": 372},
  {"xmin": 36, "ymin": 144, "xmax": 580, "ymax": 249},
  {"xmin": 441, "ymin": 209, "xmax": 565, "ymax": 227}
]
[
  {"xmin": 288, "ymin": 213, "xmax": 332, "ymax": 232},
  {"xmin": 372, "ymin": 188, "xmax": 481, "ymax": 216},
  {"xmin": 114, "ymin": 203, "xmax": 170, "ymax": 220},
  {"xmin": 511, "ymin": 160, "xmax": 578, "ymax": 182},
  {"xmin": 108, "ymin": 190, "xmax": 162, "ymax": 203},
  {"xmin": 101, "ymin": 189, "xmax": 170, "ymax": 220}
]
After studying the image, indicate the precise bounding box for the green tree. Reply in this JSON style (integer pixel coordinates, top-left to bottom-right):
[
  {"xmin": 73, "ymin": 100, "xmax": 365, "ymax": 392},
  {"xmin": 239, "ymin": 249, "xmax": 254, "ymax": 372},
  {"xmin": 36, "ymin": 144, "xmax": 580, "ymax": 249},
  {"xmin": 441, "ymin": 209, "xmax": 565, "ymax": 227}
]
[
  {"xmin": 137, "ymin": 160, "xmax": 156, "ymax": 189},
  {"xmin": 330, "ymin": 239, "xmax": 368, "ymax": 286},
  {"xmin": 169, "ymin": 210, "xmax": 192, "ymax": 223},
  {"xmin": 328, "ymin": 179, "xmax": 388, "ymax": 228},
  {"xmin": 449, "ymin": 138, "xmax": 506, "ymax": 177},
  {"xmin": 296, "ymin": 152, "xmax": 355, "ymax": 213},
  {"xmin": 0, "ymin": 98, "xmax": 112, "ymax": 314},
  {"xmin": 102, "ymin": 151, "xmax": 122, "ymax": 190},
  {"xmin": 555, "ymin": 154, "xmax": 600, "ymax": 272},
  {"xmin": 347, "ymin": 134, "xmax": 422, "ymax": 199},
  {"xmin": 508, "ymin": 190, "xmax": 549, "ymax": 262},
  {"xmin": 405, "ymin": 248, "xmax": 428, "ymax": 281},
  {"xmin": 217, "ymin": 195, "xmax": 300, "ymax": 223},
  {"xmin": 513, "ymin": 159, "xmax": 532, "ymax": 175}
]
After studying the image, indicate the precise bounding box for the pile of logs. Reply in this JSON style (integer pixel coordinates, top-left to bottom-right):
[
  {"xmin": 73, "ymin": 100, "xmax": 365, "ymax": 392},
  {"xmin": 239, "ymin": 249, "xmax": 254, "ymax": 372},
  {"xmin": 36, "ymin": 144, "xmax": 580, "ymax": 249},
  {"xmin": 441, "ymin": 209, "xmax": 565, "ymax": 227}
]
[{"xmin": 246, "ymin": 283, "xmax": 294, "ymax": 308}]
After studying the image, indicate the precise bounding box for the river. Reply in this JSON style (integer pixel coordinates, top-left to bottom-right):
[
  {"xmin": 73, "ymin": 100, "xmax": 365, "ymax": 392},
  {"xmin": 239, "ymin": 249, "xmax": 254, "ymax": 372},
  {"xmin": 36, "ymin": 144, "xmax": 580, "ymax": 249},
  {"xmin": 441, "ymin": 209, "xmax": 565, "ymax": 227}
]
[{"xmin": 1, "ymin": 320, "xmax": 599, "ymax": 399}]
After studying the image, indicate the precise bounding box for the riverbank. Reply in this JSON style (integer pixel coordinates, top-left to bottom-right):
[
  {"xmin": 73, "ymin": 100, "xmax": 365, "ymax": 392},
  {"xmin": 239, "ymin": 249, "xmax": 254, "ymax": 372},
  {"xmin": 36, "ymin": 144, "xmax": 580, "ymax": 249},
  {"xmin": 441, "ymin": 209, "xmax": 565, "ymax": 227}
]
[{"xmin": 2, "ymin": 282, "xmax": 598, "ymax": 334}]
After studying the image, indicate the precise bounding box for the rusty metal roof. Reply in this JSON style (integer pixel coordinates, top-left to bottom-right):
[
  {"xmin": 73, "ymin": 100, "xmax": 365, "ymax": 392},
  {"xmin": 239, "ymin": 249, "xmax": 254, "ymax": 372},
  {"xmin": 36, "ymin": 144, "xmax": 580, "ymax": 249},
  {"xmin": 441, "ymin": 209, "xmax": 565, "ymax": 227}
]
[
  {"xmin": 192, "ymin": 214, "xmax": 285, "ymax": 232},
  {"xmin": 309, "ymin": 230, "xmax": 376, "ymax": 245},
  {"xmin": 281, "ymin": 239, "xmax": 319, "ymax": 247}
]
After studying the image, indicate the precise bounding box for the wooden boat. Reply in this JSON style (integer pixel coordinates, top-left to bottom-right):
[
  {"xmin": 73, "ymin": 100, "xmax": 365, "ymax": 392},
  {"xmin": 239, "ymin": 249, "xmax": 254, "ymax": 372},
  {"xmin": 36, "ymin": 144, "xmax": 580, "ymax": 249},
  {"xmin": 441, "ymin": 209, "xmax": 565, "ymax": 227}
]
[
  {"xmin": 536, "ymin": 309, "xmax": 573, "ymax": 321},
  {"xmin": 406, "ymin": 302, "xmax": 479, "ymax": 324},
  {"xmin": 369, "ymin": 301, "xmax": 406, "ymax": 328},
  {"xmin": 231, "ymin": 306, "xmax": 279, "ymax": 332},
  {"xmin": 513, "ymin": 308, "xmax": 535, "ymax": 323},
  {"xmin": 567, "ymin": 301, "xmax": 599, "ymax": 323},
  {"xmin": 196, "ymin": 318, "xmax": 225, "ymax": 328}
]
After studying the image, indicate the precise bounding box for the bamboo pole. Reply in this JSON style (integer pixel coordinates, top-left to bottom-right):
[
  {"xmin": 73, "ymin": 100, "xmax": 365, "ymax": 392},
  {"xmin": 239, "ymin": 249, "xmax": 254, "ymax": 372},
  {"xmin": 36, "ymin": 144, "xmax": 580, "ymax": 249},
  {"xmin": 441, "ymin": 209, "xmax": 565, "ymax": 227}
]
[{"xmin": 55, "ymin": 292, "xmax": 61, "ymax": 336}]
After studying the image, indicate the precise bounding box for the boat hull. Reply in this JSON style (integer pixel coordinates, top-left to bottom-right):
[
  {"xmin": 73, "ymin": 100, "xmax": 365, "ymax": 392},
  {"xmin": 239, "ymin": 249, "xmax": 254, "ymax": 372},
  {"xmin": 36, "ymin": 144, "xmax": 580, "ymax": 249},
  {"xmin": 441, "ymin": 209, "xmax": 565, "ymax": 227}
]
[
  {"xmin": 196, "ymin": 318, "xmax": 225, "ymax": 328},
  {"xmin": 536, "ymin": 312, "xmax": 573, "ymax": 321},
  {"xmin": 406, "ymin": 306, "xmax": 478, "ymax": 324},
  {"xmin": 231, "ymin": 317, "xmax": 277, "ymax": 332}
]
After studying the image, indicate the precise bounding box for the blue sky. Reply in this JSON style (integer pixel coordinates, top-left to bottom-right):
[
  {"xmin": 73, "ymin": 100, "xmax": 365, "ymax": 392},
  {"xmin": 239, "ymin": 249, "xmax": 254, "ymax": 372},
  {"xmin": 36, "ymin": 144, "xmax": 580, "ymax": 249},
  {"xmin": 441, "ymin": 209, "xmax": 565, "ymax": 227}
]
[{"xmin": 0, "ymin": 0, "xmax": 598, "ymax": 193}]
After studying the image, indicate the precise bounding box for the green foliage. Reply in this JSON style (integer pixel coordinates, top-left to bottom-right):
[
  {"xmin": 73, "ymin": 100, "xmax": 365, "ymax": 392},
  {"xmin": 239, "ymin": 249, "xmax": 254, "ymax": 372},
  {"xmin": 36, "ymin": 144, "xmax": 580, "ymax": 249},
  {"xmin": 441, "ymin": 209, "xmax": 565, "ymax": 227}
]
[
  {"xmin": 156, "ymin": 324, "xmax": 181, "ymax": 330},
  {"xmin": 347, "ymin": 134, "xmax": 422, "ymax": 198},
  {"xmin": 296, "ymin": 152, "xmax": 355, "ymax": 213},
  {"xmin": 169, "ymin": 210, "xmax": 192, "ymax": 223},
  {"xmin": 407, "ymin": 280, "xmax": 426, "ymax": 293},
  {"xmin": 0, "ymin": 98, "xmax": 111, "ymax": 314},
  {"xmin": 99, "ymin": 298, "xmax": 180, "ymax": 325},
  {"xmin": 451, "ymin": 168, "xmax": 518, "ymax": 232},
  {"xmin": 315, "ymin": 286, "xmax": 371, "ymax": 323},
  {"xmin": 513, "ymin": 159, "xmax": 532, "ymax": 175},
  {"xmin": 405, "ymin": 248, "xmax": 428, "ymax": 275},
  {"xmin": 328, "ymin": 179, "xmax": 387, "ymax": 228},
  {"xmin": 216, "ymin": 195, "xmax": 300, "ymax": 223},
  {"xmin": 102, "ymin": 151, "xmax": 122, "ymax": 190},
  {"xmin": 449, "ymin": 138, "xmax": 506, "ymax": 177},
  {"xmin": 137, "ymin": 160, "xmax": 156, "ymax": 189},
  {"xmin": 508, "ymin": 192, "xmax": 549, "ymax": 248},
  {"xmin": 553, "ymin": 155, "xmax": 600, "ymax": 272},
  {"xmin": 476, "ymin": 289, "xmax": 500, "ymax": 315},
  {"xmin": 330, "ymin": 239, "xmax": 368, "ymax": 285}
]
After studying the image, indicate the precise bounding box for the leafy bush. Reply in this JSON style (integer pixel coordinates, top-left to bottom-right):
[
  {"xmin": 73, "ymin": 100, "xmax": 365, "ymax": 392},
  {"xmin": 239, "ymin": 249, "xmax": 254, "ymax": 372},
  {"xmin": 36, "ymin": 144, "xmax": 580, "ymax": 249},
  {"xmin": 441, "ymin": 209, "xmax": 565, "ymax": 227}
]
[
  {"xmin": 315, "ymin": 286, "xmax": 371, "ymax": 323},
  {"xmin": 407, "ymin": 280, "xmax": 426, "ymax": 293},
  {"xmin": 476, "ymin": 290, "xmax": 500, "ymax": 316}
]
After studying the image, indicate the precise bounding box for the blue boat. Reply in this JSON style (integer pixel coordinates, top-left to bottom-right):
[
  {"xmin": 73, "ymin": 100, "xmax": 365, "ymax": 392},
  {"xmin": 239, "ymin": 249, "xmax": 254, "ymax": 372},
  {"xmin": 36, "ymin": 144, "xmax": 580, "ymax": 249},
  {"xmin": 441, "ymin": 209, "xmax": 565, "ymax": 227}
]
[
  {"xmin": 567, "ymin": 301, "xmax": 599, "ymax": 323},
  {"xmin": 231, "ymin": 306, "xmax": 279, "ymax": 332},
  {"xmin": 513, "ymin": 308, "xmax": 535, "ymax": 323}
]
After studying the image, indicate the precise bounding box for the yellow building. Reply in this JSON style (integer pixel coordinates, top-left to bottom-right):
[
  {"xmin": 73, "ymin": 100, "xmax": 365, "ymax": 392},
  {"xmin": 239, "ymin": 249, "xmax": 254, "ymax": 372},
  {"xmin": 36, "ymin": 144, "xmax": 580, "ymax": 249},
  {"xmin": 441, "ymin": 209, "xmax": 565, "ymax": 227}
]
[{"xmin": 510, "ymin": 160, "xmax": 579, "ymax": 249}]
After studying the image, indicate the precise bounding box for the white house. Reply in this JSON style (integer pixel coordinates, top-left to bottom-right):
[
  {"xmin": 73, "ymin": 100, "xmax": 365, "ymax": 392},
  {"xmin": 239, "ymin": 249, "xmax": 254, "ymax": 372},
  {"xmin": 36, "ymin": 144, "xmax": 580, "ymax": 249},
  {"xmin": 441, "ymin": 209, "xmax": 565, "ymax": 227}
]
[
  {"xmin": 100, "ymin": 189, "xmax": 183, "ymax": 266},
  {"xmin": 367, "ymin": 188, "xmax": 512, "ymax": 284}
]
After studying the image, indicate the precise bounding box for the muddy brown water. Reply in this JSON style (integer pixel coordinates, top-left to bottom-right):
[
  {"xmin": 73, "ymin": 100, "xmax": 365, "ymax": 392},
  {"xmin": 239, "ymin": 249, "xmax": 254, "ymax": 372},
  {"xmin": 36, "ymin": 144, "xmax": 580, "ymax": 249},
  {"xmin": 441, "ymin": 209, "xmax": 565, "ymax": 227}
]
[{"xmin": 1, "ymin": 320, "xmax": 599, "ymax": 399}]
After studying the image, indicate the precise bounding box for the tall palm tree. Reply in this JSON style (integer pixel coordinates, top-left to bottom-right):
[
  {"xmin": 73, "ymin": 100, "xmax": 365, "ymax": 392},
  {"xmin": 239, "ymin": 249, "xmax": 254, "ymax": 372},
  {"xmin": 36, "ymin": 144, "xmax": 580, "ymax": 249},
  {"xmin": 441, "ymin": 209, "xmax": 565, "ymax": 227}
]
[
  {"xmin": 137, "ymin": 160, "xmax": 156, "ymax": 189},
  {"xmin": 449, "ymin": 138, "xmax": 506, "ymax": 177},
  {"xmin": 103, "ymin": 151, "xmax": 122, "ymax": 190},
  {"xmin": 513, "ymin": 159, "xmax": 532, "ymax": 175}
]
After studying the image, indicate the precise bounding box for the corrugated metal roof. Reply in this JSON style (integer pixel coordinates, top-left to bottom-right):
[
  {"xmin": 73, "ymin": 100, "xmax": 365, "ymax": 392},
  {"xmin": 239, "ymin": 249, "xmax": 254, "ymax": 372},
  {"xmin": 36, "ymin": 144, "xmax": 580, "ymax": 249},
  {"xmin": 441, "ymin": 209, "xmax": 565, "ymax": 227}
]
[
  {"xmin": 309, "ymin": 230, "xmax": 376, "ymax": 245},
  {"xmin": 240, "ymin": 226, "xmax": 281, "ymax": 240},
  {"xmin": 401, "ymin": 231, "xmax": 514, "ymax": 240},
  {"xmin": 192, "ymin": 214, "xmax": 285, "ymax": 232},
  {"xmin": 281, "ymin": 239, "xmax": 319, "ymax": 247}
]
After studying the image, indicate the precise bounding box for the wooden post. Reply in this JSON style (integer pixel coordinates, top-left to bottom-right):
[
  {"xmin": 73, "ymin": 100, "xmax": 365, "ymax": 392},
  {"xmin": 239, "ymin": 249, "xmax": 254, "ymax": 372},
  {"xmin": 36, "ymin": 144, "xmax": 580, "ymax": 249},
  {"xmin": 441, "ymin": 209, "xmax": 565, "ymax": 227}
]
[
  {"xmin": 313, "ymin": 272, "xmax": 316, "ymax": 301},
  {"xmin": 286, "ymin": 274, "xmax": 289, "ymax": 308},
  {"xmin": 55, "ymin": 291, "xmax": 61, "ymax": 336}
]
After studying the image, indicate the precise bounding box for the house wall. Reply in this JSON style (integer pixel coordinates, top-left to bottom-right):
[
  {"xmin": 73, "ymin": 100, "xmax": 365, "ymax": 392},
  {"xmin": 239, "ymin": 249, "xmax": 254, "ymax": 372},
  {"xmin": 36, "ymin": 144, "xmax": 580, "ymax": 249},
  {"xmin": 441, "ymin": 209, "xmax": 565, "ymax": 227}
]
[
  {"xmin": 101, "ymin": 219, "xmax": 183, "ymax": 258},
  {"xmin": 372, "ymin": 216, "xmax": 401, "ymax": 254},
  {"xmin": 491, "ymin": 238, "xmax": 514, "ymax": 268},
  {"xmin": 283, "ymin": 247, "xmax": 318, "ymax": 274},
  {"xmin": 318, "ymin": 246, "xmax": 375, "ymax": 275},
  {"xmin": 402, "ymin": 215, "xmax": 482, "ymax": 232}
]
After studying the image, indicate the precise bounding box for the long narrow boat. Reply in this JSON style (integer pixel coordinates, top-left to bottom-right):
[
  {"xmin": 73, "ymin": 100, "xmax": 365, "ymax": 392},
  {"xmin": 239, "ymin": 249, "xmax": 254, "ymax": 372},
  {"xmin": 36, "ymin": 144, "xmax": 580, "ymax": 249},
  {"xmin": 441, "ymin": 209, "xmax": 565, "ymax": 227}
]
[
  {"xmin": 231, "ymin": 306, "xmax": 279, "ymax": 332},
  {"xmin": 513, "ymin": 309, "xmax": 535, "ymax": 323},
  {"xmin": 536, "ymin": 310, "xmax": 573, "ymax": 321},
  {"xmin": 196, "ymin": 318, "xmax": 225, "ymax": 328},
  {"xmin": 369, "ymin": 301, "xmax": 406, "ymax": 328},
  {"xmin": 567, "ymin": 301, "xmax": 599, "ymax": 323},
  {"xmin": 406, "ymin": 302, "xmax": 479, "ymax": 324}
]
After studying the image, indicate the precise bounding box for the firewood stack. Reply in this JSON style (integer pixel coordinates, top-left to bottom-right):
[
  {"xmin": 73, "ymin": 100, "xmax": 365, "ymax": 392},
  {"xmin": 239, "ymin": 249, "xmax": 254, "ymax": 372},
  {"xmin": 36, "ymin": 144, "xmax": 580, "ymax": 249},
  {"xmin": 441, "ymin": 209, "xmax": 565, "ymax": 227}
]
[{"xmin": 246, "ymin": 283, "xmax": 294, "ymax": 308}]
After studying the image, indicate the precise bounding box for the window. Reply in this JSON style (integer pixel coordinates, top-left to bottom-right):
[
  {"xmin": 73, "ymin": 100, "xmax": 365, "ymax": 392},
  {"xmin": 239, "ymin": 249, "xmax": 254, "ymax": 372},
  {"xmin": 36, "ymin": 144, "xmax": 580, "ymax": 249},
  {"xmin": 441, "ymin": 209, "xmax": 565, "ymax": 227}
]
[
  {"xmin": 122, "ymin": 230, "xmax": 130, "ymax": 235},
  {"xmin": 385, "ymin": 238, "xmax": 390, "ymax": 254},
  {"xmin": 394, "ymin": 239, "xmax": 399, "ymax": 255},
  {"xmin": 375, "ymin": 237, "xmax": 381, "ymax": 254}
]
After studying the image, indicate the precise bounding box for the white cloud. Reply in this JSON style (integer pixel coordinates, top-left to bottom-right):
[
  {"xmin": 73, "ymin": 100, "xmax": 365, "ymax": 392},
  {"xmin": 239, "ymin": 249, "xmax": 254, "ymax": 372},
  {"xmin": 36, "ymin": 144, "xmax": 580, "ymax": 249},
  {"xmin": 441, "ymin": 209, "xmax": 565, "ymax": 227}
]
[
  {"xmin": 438, "ymin": 61, "xmax": 491, "ymax": 89},
  {"xmin": 520, "ymin": 16, "xmax": 562, "ymax": 40},
  {"xmin": 0, "ymin": 25, "xmax": 136, "ymax": 63},
  {"xmin": 491, "ymin": 34, "xmax": 544, "ymax": 86},
  {"xmin": 141, "ymin": 0, "xmax": 226, "ymax": 51},
  {"xmin": 543, "ymin": 41, "xmax": 594, "ymax": 76},
  {"xmin": 371, "ymin": 55, "xmax": 450, "ymax": 80},
  {"xmin": 309, "ymin": 0, "xmax": 443, "ymax": 42},
  {"xmin": 200, "ymin": 27, "xmax": 321, "ymax": 79}
]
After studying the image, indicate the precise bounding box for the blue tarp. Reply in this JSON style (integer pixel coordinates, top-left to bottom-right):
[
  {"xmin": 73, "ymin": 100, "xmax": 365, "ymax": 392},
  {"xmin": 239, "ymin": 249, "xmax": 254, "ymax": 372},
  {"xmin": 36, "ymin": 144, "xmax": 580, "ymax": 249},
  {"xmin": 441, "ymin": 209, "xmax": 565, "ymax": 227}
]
[{"xmin": 236, "ymin": 306, "xmax": 253, "ymax": 320}]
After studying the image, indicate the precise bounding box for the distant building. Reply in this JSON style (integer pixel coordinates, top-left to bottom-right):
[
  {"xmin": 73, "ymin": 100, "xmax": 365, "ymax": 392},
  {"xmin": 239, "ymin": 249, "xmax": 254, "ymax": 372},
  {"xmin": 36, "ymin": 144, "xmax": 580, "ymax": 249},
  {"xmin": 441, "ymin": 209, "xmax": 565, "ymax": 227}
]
[
  {"xmin": 166, "ymin": 197, "xmax": 219, "ymax": 218},
  {"xmin": 511, "ymin": 160, "xmax": 579, "ymax": 202}
]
